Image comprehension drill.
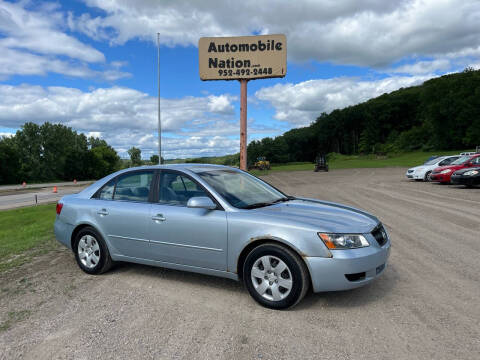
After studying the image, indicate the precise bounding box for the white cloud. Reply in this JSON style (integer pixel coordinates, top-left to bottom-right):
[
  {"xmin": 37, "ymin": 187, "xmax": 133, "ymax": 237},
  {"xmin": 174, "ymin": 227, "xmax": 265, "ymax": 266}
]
[
  {"xmin": 0, "ymin": 1, "xmax": 103, "ymax": 61},
  {"xmin": 0, "ymin": 84, "xmax": 255, "ymax": 158},
  {"xmin": 255, "ymin": 75, "xmax": 432, "ymax": 125},
  {"xmin": 76, "ymin": 0, "xmax": 480, "ymax": 67},
  {"xmin": 207, "ymin": 95, "xmax": 236, "ymax": 114},
  {"xmin": 0, "ymin": 1, "xmax": 130, "ymax": 80},
  {"xmin": 388, "ymin": 59, "xmax": 452, "ymax": 75}
]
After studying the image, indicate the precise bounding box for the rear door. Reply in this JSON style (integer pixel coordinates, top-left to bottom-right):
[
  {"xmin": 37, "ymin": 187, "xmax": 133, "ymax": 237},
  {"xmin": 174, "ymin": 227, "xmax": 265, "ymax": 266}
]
[
  {"xmin": 93, "ymin": 170, "xmax": 154, "ymax": 259},
  {"xmin": 148, "ymin": 170, "xmax": 228, "ymax": 270}
]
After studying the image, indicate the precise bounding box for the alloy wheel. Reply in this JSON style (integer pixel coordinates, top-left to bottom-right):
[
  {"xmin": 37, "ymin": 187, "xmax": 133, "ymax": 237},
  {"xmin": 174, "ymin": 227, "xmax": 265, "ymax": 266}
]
[
  {"xmin": 250, "ymin": 255, "xmax": 293, "ymax": 301},
  {"xmin": 78, "ymin": 235, "xmax": 100, "ymax": 269}
]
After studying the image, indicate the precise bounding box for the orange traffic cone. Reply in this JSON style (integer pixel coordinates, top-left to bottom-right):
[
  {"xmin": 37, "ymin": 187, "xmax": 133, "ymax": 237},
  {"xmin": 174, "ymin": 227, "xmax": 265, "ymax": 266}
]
[
  {"xmin": 22, "ymin": 181, "xmax": 26, "ymax": 187},
  {"xmin": 53, "ymin": 186, "xmax": 58, "ymax": 193}
]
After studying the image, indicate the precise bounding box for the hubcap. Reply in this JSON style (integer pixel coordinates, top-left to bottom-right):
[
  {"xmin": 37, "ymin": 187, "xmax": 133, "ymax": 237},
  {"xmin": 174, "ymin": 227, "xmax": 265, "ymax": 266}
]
[
  {"xmin": 251, "ymin": 255, "xmax": 293, "ymax": 301},
  {"xmin": 78, "ymin": 235, "xmax": 100, "ymax": 269}
]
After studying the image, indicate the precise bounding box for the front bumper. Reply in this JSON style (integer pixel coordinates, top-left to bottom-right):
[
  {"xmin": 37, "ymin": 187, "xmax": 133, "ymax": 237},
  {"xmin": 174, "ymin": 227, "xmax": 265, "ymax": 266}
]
[
  {"xmin": 451, "ymin": 175, "xmax": 479, "ymax": 186},
  {"xmin": 405, "ymin": 171, "xmax": 423, "ymax": 180},
  {"xmin": 305, "ymin": 239, "xmax": 390, "ymax": 292},
  {"xmin": 430, "ymin": 173, "xmax": 451, "ymax": 183}
]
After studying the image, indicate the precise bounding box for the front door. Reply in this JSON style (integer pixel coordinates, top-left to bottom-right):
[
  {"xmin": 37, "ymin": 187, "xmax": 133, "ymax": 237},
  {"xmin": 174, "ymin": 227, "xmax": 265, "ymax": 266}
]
[{"xmin": 148, "ymin": 170, "xmax": 228, "ymax": 270}]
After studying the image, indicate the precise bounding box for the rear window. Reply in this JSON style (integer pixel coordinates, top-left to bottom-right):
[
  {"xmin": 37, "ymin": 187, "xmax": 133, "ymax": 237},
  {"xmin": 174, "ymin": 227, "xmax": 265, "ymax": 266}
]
[
  {"xmin": 113, "ymin": 171, "xmax": 153, "ymax": 202},
  {"xmin": 96, "ymin": 179, "xmax": 115, "ymax": 200}
]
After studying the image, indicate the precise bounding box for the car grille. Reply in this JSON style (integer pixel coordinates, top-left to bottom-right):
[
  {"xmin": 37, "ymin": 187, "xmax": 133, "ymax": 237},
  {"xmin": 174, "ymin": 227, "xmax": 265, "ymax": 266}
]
[{"xmin": 372, "ymin": 224, "xmax": 388, "ymax": 247}]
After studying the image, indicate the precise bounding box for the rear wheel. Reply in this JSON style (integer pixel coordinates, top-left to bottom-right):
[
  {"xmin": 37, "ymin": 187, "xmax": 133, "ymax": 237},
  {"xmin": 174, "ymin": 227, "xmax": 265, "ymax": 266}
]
[
  {"xmin": 73, "ymin": 226, "xmax": 113, "ymax": 274},
  {"xmin": 243, "ymin": 243, "xmax": 309, "ymax": 309}
]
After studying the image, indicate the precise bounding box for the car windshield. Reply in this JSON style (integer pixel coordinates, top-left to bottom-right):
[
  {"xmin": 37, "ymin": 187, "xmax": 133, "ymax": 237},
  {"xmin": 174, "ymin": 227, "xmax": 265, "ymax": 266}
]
[
  {"xmin": 451, "ymin": 155, "xmax": 471, "ymax": 165},
  {"xmin": 196, "ymin": 169, "xmax": 288, "ymax": 209},
  {"xmin": 425, "ymin": 157, "xmax": 443, "ymax": 165}
]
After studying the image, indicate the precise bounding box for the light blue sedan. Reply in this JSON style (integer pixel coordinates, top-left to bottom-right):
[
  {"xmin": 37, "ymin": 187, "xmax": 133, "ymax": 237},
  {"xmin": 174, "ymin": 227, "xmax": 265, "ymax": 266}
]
[{"xmin": 54, "ymin": 164, "xmax": 390, "ymax": 309}]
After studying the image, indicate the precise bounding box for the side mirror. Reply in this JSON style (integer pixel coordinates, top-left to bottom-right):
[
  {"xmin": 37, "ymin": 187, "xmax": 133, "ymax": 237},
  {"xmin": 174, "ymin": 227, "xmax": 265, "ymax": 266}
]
[{"xmin": 187, "ymin": 196, "xmax": 217, "ymax": 210}]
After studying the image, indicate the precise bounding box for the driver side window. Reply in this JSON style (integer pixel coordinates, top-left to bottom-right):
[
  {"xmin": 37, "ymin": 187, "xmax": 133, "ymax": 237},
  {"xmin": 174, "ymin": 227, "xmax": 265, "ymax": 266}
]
[{"xmin": 158, "ymin": 171, "xmax": 208, "ymax": 206}]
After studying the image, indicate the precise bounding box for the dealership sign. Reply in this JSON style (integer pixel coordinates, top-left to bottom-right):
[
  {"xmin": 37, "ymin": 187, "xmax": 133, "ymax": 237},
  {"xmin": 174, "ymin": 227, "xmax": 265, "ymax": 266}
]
[{"xmin": 199, "ymin": 34, "xmax": 287, "ymax": 80}]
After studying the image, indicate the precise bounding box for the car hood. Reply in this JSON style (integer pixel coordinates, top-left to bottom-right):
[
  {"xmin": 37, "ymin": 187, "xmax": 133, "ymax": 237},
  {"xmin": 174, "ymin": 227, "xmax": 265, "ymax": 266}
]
[
  {"xmin": 453, "ymin": 167, "xmax": 480, "ymax": 175},
  {"xmin": 433, "ymin": 164, "xmax": 464, "ymax": 172},
  {"xmin": 250, "ymin": 198, "xmax": 379, "ymax": 234}
]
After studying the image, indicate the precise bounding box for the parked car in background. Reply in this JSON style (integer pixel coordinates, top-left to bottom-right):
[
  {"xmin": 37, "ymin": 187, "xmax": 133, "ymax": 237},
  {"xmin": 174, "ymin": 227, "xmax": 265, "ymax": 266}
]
[
  {"xmin": 54, "ymin": 164, "xmax": 390, "ymax": 309},
  {"xmin": 451, "ymin": 167, "xmax": 480, "ymax": 187},
  {"xmin": 430, "ymin": 154, "xmax": 480, "ymax": 184},
  {"xmin": 405, "ymin": 155, "xmax": 460, "ymax": 181}
]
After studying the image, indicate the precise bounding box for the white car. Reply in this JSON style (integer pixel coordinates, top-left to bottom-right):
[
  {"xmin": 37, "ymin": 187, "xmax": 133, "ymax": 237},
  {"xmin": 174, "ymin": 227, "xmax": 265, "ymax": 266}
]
[{"xmin": 405, "ymin": 155, "xmax": 460, "ymax": 181}]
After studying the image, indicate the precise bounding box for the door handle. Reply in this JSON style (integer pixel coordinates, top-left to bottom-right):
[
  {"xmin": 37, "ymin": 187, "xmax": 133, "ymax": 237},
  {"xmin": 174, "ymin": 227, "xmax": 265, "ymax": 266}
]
[
  {"xmin": 97, "ymin": 209, "xmax": 109, "ymax": 216},
  {"xmin": 152, "ymin": 214, "xmax": 166, "ymax": 222}
]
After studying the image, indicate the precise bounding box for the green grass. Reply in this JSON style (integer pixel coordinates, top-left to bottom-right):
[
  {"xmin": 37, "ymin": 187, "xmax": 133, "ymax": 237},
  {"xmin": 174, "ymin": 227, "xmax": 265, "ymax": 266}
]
[
  {"xmin": 0, "ymin": 310, "xmax": 32, "ymax": 332},
  {"xmin": 0, "ymin": 204, "xmax": 58, "ymax": 272},
  {"xmin": 249, "ymin": 150, "xmax": 471, "ymax": 175}
]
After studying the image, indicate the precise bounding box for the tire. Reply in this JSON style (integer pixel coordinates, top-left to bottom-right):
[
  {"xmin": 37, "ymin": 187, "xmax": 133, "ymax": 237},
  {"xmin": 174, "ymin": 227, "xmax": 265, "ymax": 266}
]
[
  {"xmin": 243, "ymin": 243, "xmax": 309, "ymax": 309},
  {"xmin": 73, "ymin": 226, "xmax": 113, "ymax": 275},
  {"xmin": 424, "ymin": 171, "xmax": 432, "ymax": 181}
]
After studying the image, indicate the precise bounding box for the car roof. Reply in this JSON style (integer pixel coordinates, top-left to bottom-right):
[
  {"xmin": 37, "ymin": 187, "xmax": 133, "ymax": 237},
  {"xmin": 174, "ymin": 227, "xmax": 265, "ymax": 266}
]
[{"xmin": 120, "ymin": 163, "xmax": 237, "ymax": 173}]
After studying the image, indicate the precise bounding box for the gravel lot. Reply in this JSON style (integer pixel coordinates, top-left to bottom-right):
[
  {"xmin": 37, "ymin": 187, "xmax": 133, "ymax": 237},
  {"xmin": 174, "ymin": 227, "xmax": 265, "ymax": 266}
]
[{"xmin": 1, "ymin": 167, "xmax": 479, "ymax": 360}]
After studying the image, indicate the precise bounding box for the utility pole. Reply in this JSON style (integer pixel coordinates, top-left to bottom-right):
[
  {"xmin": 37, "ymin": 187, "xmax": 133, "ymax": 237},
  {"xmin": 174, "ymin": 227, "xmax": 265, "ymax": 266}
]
[{"xmin": 157, "ymin": 32, "xmax": 162, "ymax": 164}]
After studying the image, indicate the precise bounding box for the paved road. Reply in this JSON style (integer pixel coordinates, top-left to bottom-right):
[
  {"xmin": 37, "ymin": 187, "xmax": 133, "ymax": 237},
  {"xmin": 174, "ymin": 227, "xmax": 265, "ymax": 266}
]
[
  {"xmin": 0, "ymin": 185, "xmax": 90, "ymax": 210},
  {"xmin": 0, "ymin": 181, "xmax": 92, "ymax": 192},
  {"xmin": 0, "ymin": 168, "xmax": 479, "ymax": 359}
]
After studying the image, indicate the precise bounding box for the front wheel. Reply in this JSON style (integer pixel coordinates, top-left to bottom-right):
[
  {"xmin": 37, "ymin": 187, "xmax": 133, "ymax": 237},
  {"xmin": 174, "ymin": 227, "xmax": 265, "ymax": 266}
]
[
  {"xmin": 73, "ymin": 226, "xmax": 113, "ymax": 274},
  {"xmin": 424, "ymin": 171, "xmax": 432, "ymax": 181},
  {"xmin": 243, "ymin": 243, "xmax": 309, "ymax": 309}
]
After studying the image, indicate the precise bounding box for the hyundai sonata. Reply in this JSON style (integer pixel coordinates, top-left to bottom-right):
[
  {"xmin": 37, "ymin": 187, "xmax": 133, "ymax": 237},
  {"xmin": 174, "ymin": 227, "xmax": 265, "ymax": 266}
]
[{"xmin": 54, "ymin": 164, "xmax": 390, "ymax": 309}]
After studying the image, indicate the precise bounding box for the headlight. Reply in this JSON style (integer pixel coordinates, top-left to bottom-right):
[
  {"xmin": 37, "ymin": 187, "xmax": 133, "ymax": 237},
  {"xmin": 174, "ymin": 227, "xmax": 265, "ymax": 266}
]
[
  {"xmin": 440, "ymin": 169, "xmax": 452, "ymax": 174},
  {"xmin": 464, "ymin": 170, "xmax": 479, "ymax": 176},
  {"xmin": 318, "ymin": 233, "xmax": 370, "ymax": 249}
]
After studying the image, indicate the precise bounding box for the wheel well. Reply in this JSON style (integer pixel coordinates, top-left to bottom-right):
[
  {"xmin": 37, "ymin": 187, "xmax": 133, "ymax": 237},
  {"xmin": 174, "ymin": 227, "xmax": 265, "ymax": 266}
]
[
  {"xmin": 70, "ymin": 224, "xmax": 92, "ymax": 250},
  {"xmin": 236, "ymin": 239, "xmax": 311, "ymax": 283}
]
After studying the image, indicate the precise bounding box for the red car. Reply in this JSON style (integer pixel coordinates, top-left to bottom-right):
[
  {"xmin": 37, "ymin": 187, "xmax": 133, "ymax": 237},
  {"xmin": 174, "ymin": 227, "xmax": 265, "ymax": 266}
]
[{"xmin": 430, "ymin": 154, "xmax": 480, "ymax": 183}]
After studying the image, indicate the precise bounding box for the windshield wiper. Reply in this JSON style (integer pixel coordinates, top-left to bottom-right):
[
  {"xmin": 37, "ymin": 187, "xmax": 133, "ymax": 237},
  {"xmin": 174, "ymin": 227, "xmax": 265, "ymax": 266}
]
[
  {"xmin": 243, "ymin": 197, "xmax": 291, "ymax": 209},
  {"xmin": 242, "ymin": 202, "xmax": 274, "ymax": 209}
]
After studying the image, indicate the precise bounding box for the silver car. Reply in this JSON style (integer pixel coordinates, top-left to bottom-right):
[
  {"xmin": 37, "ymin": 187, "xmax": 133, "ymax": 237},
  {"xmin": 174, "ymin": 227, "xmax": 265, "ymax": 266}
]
[{"xmin": 54, "ymin": 164, "xmax": 390, "ymax": 309}]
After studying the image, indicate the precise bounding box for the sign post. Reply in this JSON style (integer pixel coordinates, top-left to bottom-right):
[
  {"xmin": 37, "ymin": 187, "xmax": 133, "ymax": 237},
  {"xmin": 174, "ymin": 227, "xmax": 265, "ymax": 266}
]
[
  {"xmin": 240, "ymin": 79, "xmax": 248, "ymax": 170},
  {"xmin": 199, "ymin": 34, "xmax": 287, "ymax": 170}
]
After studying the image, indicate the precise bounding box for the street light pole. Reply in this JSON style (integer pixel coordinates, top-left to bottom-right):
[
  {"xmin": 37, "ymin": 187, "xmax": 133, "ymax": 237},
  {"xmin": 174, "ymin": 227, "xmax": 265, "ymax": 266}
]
[{"xmin": 157, "ymin": 32, "xmax": 162, "ymax": 164}]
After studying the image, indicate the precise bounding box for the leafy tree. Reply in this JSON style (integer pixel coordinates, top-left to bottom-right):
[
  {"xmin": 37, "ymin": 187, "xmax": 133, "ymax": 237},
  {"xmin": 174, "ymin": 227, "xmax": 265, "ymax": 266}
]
[
  {"xmin": 0, "ymin": 136, "xmax": 20, "ymax": 184},
  {"xmin": 0, "ymin": 122, "xmax": 120, "ymax": 184},
  {"xmin": 150, "ymin": 154, "xmax": 159, "ymax": 164},
  {"xmin": 128, "ymin": 146, "xmax": 142, "ymax": 166}
]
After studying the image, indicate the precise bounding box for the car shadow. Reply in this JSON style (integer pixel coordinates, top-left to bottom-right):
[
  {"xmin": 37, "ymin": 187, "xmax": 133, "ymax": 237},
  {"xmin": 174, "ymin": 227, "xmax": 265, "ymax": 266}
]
[
  {"xmin": 109, "ymin": 260, "xmax": 397, "ymax": 309},
  {"xmin": 449, "ymin": 185, "xmax": 479, "ymax": 189},
  {"xmin": 112, "ymin": 261, "xmax": 245, "ymax": 294}
]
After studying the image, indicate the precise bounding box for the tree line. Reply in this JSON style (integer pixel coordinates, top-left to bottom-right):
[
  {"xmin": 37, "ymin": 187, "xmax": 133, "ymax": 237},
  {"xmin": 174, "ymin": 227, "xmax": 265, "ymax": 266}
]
[
  {"xmin": 0, "ymin": 122, "xmax": 121, "ymax": 184},
  {"xmin": 0, "ymin": 122, "xmax": 166, "ymax": 185},
  {"xmin": 246, "ymin": 68, "xmax": 480, "ymax": 164}
]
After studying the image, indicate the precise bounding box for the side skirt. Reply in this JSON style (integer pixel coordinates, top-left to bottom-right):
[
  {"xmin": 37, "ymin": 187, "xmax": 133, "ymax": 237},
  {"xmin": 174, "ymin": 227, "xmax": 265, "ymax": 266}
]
[{"xmin": 112, "ymin": 254, "xmax": 239, "ymax": 281}]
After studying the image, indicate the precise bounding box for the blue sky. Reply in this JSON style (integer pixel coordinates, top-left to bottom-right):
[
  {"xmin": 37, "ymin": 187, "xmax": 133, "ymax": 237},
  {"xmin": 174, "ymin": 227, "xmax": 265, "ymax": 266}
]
[{"xmin": 0, "ymin": 0, "xmax": 479, "ymax": 159}]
